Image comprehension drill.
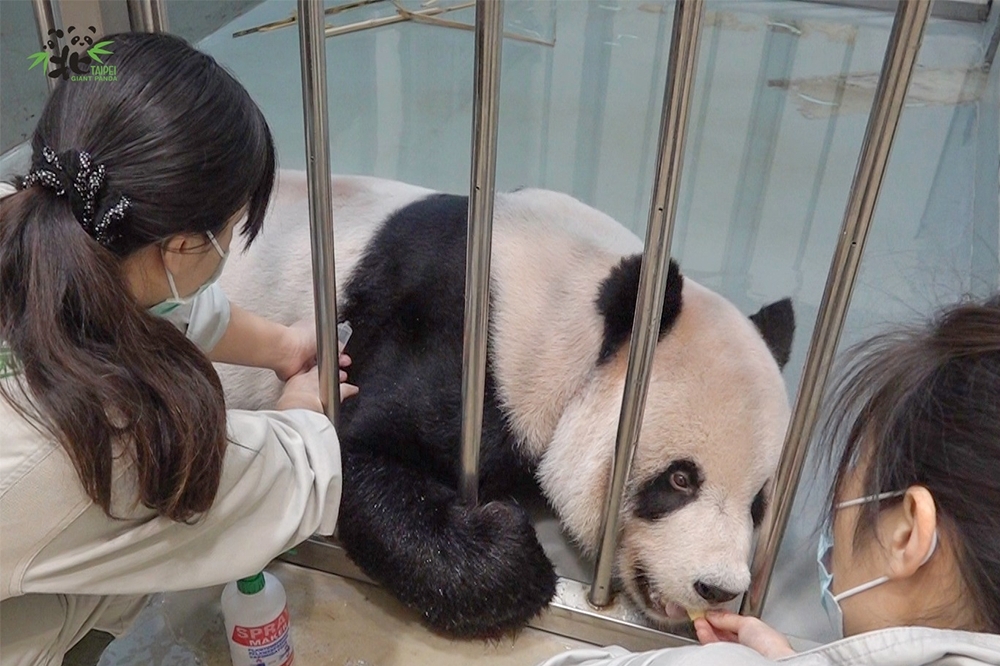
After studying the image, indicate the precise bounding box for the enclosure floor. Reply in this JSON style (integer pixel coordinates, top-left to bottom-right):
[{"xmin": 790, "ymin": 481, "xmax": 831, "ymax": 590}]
[{"xmin": 98, "ymin": 562, "xmax": 589, "ymax": 666}]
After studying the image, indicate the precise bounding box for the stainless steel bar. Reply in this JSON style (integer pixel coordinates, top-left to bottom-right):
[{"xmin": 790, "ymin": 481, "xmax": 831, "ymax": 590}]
[
  {"xmin": 741, "ymin": 0, "xmax": 931, "ymax": 618},
  {"xmin": 459, "ymin": 0, "xmax": 504, "ymax": 507},
  {"xmin": 588, "ymin": 0, "xmax": 704, "ymax": 608},
  {"xmin": 31, "ymin": 0, "xmax": 57, "ymax": 92},
  {"xmin": 126, "ymin": 0, "xmax": 168, "ymax": 32},
  {"xmin": 298, "ymin": 0, "xmax": 342, "ymax": 424}
]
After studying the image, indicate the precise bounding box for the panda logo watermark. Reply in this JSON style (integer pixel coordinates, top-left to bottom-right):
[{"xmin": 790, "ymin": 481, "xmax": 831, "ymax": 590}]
[{"xmin": 28, "ymin": 26, "xmax": 116, "ymax": 82}]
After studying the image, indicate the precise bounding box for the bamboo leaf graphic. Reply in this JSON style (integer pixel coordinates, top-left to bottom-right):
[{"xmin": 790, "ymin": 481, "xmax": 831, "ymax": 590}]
[
  {"xmin": 87, "ymin": 41, "xmax": 114, "ymax": 64},
  {"xmin": 27, "ymin": 51, "xmax": 49, "ymax": 71}
]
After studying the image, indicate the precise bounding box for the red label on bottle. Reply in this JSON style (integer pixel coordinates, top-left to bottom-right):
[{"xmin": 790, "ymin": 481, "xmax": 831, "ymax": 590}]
[{"xmin": 231, "ymin": 607, "xmax": 291, "ymax": 648}]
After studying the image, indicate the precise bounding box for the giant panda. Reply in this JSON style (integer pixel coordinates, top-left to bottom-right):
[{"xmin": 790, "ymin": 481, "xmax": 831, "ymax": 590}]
[{"xmin": 218, "ymin": 171, "xmax": 795, "ymax": 639}]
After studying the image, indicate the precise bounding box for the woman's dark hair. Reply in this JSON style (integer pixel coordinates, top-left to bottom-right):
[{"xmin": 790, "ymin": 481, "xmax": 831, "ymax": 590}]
[
  {"xmin": 822, "ymin": 294, "xmax": 1000, "ymax": 631},
  {"xmin": 0, "ymin": 32, "xmax": 276, "ymax": 521}
]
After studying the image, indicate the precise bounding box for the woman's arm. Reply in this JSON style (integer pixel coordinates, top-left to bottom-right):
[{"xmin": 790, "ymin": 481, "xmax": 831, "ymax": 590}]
[
  {"xmin": 209, "ymin": 305, "xmax": 316, "ymax": 380},
  {"xmin": 536, "ymin": 641, "xmax": 783, "ymax": 666},
  {"xmin": 16, "ymin": 408, "xmax": 343, "ymax": 597}
]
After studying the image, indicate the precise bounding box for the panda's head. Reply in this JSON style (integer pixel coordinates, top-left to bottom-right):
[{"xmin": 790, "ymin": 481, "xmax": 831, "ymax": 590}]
[{"xmin": 538, "ymin": 256, "xmax": 794, "ymax": 624}]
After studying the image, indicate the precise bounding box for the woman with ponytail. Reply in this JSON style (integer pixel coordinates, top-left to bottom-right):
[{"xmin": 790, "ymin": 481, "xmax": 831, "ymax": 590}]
[{"xmin": 0, "ymin": 32, "xmax": 352, "ymax": 663}]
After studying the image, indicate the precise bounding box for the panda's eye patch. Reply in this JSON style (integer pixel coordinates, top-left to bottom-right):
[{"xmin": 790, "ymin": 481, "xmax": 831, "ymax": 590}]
[{"xmin": 634, "ymin": 459, "xmax": 703, "ymax": 521}]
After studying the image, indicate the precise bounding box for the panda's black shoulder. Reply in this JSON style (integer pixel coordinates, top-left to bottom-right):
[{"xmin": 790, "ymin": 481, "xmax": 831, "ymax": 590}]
[
  {"xmin": 372, "ymin": 193, "xmax": 470, "ymax": 250},
  {"xmin": 343, "ymin": 193, "xmax": 470, "ymax": 299}
]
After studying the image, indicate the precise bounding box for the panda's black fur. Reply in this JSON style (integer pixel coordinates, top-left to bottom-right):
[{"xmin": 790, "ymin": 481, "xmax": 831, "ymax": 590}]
[{"xmin": 335, "ymin": 194, "xmax": 556, "ymax": 638}]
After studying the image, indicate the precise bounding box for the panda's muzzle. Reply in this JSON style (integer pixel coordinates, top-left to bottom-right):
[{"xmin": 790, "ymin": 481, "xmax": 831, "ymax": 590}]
[{"xmin": 632, "ymin": 563, "xmax": 688, "ymax": 622}]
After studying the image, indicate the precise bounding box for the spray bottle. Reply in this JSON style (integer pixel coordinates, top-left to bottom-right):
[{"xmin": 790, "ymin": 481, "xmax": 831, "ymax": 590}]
[{"xmin": 221, "ymin": 571, "xmax": 294, "ymax": 666}]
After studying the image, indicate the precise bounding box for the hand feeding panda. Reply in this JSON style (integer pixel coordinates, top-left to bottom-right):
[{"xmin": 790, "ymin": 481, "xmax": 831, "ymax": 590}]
[{"xmin": 217, "ymin": 171, "xmax": 795, "ymax": 639}]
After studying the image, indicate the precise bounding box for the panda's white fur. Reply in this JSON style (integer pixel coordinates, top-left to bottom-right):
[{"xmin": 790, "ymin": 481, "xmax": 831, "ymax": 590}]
[{"xmin": 218, "ymin": 170, "xmax": 793, "ymax": 634}]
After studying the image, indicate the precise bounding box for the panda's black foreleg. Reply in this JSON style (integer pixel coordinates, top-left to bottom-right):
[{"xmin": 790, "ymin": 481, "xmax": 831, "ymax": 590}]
[{"xmin": 336, "ymin": 444, "xmax": 558, "ymax": 639}]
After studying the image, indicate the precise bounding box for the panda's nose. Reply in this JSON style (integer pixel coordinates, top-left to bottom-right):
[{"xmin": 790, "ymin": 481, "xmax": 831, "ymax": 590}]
[{"xmin": 694, "ymin": 581, "xmax": 740, "ymax": 604}]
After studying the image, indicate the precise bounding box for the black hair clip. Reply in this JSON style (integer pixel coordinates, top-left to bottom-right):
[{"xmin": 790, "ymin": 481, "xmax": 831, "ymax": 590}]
[{"xmin": 21, "ymin": 146, "xmax": 131, "ymax": 249}]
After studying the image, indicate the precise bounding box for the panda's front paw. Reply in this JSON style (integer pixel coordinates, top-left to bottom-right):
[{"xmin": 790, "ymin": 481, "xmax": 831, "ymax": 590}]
[{"xmin": 425, "ymin": 499, "xmax": 556, "ymax": 639}]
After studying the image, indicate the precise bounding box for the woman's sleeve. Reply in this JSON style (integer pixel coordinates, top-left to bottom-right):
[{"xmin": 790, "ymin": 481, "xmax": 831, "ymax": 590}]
[
  {"xmin": 19, "ymin": 409, "xmax": 341, "ymax": 596},
  {"xmin": 536, "ymin": 643, "xmax": 785, "ymax": 666}
]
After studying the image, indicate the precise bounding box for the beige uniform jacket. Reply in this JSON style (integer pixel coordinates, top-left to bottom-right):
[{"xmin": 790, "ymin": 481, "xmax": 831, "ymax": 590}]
[{"xmin": 0, "ymin": 383, "xmax": 341, "ymax": 665}]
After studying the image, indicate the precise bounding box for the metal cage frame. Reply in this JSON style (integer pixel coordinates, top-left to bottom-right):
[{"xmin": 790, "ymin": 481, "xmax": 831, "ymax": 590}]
[
  {"xmin": 28, "ymin": 0, "xmax": 932, "ymax": 650},
  {"xmin": 283, "ymin": 0, "xmax": 930, "ymax": 649}
]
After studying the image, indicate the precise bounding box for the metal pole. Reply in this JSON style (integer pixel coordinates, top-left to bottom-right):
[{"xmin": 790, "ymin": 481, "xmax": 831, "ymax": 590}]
[
  {"xmin": 741, "ymin": 0, "xmax": 930, "ymax": 618},
  {"xmin": 588, "ymin": 0, "xmax": 704, "ymax": 608},
  {"xmin": 459, "ymin": 0, "xmax": 504, "ymax": 507},
  {"xmin": 126, "ymin": 0, "xmax": 169, "ymax": 32},
  {"xmin": 31, "ymin": 0, "xmax": 57, "ymax": 92},
  {"xmin": 297, "ymin": 0, "xmax": 341, "ymax": 424}
]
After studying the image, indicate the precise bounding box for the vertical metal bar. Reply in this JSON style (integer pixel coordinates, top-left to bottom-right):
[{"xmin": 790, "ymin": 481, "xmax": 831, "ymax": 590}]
[
  {"xmin": 298, "ymin": 0, "xmax": 341, "ymax": 424},
  {"xmin": 31, "ymin": 0, "xmax": 57, "ymax": 92},
  {"xmin": 126, "ymin": 0, "xmax": 168, "ymax": 32},
  {"xmin": 741, "ymin": 0, "xmax": 931, "ymax": 618},
  {"xmin": 636, "ymin": 4, "xmax": 679, "ymax": 234},
  {"xmin": 588, "ymin": 0, "xmax": 704, "ymax": 608},
  {"xmin": 459, "ymin": 0, "xmax": 505, "ymax": 507}
]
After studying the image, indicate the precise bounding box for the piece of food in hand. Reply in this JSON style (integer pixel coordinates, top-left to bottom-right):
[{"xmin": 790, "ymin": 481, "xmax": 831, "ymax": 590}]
[{"xmin": 687, "ymin": 608, "xmax": 707, "ymax": 622}]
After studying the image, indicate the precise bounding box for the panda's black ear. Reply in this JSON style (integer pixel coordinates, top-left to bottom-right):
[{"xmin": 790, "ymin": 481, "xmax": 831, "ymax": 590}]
[
  {"xmin": 749, "ymin": 298, "xmax": 795, "ymax": 370},
  {"xmin": 595, "ymin": 255, "xmax": 683, "ymax": 364}
]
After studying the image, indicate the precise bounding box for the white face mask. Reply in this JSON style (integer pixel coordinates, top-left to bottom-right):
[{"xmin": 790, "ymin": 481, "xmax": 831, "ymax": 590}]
[
  {"xmin": 817, "ymin": 490, "xmax": 938, "ymax": 640},
  {"xmin": 149, "ymin": 231, "xmax": 228, "ymax": 317}
]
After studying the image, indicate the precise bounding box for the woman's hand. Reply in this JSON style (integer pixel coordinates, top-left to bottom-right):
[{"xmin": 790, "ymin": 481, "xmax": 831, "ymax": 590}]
[
  {"xmin": 276, "ymin": 320, "xmax": 356, "ymax": 382},
  {"xmin": 338, "ymin": 352, "xmax": 358, "ymax": 401},
  {"xmin": 275, "ymin": 320, "xmax": 318, "ymax": 381},
  {"xmin": 694, "ymin": 611, "xmax": 795, "ymax": 660},
  {"xmin": 276, "ymin": 357, "xmax": 358, "ymax": 413},
  {"xmin": 276, "ymin": 367, "xmax": 323, "ymax": 413}
]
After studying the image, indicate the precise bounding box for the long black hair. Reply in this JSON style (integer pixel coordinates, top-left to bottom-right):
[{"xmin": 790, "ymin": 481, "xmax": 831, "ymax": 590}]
[
  {"xmin": 0, "ymin": 32, "xmax": 276, "ymax": 521},
  {"xmin": 822, "ymin": 294, "xmax": 1000, "ymax": 631}
]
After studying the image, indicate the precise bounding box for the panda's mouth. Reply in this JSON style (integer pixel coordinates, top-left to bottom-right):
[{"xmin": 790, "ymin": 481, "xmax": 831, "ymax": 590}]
[{"xmin": 632, "ymin": 565, "xmax": 690, "ymax": 623}]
